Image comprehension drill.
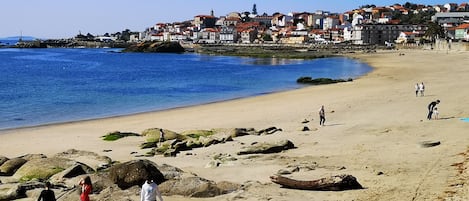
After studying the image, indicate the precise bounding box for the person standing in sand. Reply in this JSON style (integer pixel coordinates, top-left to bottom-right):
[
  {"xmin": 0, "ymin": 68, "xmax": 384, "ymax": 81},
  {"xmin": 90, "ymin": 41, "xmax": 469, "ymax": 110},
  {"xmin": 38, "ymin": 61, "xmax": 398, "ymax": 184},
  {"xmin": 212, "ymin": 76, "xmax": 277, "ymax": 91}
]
[
  {"xmin": 415, "ymin": 83, "xmax": 419, "ymax": 97},
  {"xmin": 427, "ymin": 100, "xmax": 440, "ymax": 120},
  {"xmin": 433, "ymin": 107, "xmax": 439, "ymax": 120},
  {"xmin": 419, "ymin": 82, "xmax": 425, "ymax": 96},
  {"xmin": 319, "ymin": 105, "xmax": 326, "ymax": 126},
  {"xmin": 141, "ymin": 178, "xmax": 164, "ymax": 201}
]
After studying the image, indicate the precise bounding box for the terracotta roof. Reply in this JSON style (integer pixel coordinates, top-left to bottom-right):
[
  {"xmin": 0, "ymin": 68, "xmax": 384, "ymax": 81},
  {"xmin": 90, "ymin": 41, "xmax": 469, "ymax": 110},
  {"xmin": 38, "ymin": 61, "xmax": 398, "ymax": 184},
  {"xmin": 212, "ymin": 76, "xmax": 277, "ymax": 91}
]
[
  {"xmin": 455, "ymin": 23, "xmax": 469, "ymax": 29},
  {"xmin": 195, "ymin": 15, "xmax": 215, "ymax": 18}
]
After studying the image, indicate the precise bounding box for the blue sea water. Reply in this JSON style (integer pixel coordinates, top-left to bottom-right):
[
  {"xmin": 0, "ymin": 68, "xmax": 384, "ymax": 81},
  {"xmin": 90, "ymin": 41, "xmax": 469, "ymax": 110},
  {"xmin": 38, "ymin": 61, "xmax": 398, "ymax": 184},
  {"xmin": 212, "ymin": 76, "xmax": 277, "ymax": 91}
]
[{"xmin": 0, "ymin": 48, "xmax": 372, "ymax": 130}]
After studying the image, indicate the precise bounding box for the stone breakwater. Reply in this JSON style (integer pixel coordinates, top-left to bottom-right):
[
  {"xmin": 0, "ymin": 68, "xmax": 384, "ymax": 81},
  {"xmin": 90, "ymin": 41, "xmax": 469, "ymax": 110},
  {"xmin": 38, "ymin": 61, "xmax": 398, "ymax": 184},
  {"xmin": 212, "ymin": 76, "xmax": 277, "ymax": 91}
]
[{"xmin": 194, "ymin": 43, "xmax": 378, "ymax": 59}]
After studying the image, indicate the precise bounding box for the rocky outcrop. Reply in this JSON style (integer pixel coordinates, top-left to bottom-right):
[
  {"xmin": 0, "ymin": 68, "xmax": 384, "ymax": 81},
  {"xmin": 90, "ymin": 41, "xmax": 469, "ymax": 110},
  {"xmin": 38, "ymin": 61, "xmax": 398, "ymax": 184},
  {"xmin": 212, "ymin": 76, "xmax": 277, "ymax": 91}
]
[
  {"xmin": 122, "ymin": 41, "xmax": 185, "ymax": 53},
  {"xmin": 237, "ymin": 140, "xmax": 295, "ymax": 155},
  {"xmin": 144, "ymin": 127, "xmax": 282, "ymax": 157},
  {"xmin": 0, "ymin": 158, "xmax": 27, "ymax": 176},
  {"xmin": 141, "ymin": 128, "xmax": 182, "ymax": 143},
  {"xmin": 48, "ymin": 163, "xmax": 95, "ymax": 184},
  {"xmin": 297, "ymin": 77, "xmax": 353, "ymax": 85},
  {"xmin": 54, "ymin": 149, "xmax": 112, "ymax": 171},
  {"xmin": 108, "ymin": 159, "xmax": 165, "ymax": 189},
  {"xmin": 13, "ymin": 157, "xmax": 77, "ymax": 181}
]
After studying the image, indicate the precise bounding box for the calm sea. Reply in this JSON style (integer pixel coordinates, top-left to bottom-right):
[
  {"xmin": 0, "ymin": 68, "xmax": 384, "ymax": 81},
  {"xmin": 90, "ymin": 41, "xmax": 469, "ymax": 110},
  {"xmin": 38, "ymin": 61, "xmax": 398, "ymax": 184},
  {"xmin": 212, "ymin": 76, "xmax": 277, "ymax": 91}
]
[{"xmin": 0, "ymin": 48, "xmax": 372, "ymax": 130}]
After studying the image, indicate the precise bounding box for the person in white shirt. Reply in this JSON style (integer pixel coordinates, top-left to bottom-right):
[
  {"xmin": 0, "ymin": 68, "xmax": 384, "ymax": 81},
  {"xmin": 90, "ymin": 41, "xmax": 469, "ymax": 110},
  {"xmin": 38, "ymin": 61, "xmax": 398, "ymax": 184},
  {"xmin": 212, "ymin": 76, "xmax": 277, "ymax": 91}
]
[
  {"xmin": 433, "ymin": 107, "xmax": 439, "ymax": 120},
  {"xmin": 414, "ymin": 83, "xmax": 419, "ymax": 97},
  {"xmin": 141, "ymin": 179, "xmax": 163, "ymax": 201},
  {"xmin": 419, "ymin": 82, "xmax": 425, "ymax": 96}
]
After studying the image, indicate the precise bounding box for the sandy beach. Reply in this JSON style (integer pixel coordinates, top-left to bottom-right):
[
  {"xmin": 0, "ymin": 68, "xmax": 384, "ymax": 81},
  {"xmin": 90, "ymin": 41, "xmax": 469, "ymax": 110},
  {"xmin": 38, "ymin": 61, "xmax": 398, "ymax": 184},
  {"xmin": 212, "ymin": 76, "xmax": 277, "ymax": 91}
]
[{"xmin": 2, "ymin": 48, "xmax": 469, "ymax": 200}]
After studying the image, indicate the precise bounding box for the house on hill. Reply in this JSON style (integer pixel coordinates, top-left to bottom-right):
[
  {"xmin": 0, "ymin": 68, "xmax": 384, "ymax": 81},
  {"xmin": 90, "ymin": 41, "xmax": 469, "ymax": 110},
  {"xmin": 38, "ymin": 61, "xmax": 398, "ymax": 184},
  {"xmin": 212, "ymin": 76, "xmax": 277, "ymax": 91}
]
[{"xmin": 455, "ymin": 23, "xmax": 469, "ymax": 41}]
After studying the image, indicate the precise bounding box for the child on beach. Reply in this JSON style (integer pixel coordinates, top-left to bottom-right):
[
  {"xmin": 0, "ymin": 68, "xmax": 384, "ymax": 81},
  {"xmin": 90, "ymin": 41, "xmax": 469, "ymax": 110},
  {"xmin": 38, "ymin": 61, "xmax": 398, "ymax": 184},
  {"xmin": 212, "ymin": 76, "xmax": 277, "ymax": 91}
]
[{"xmin": 433, "ymin": 107, "xmax": 439, "ymax": 120}]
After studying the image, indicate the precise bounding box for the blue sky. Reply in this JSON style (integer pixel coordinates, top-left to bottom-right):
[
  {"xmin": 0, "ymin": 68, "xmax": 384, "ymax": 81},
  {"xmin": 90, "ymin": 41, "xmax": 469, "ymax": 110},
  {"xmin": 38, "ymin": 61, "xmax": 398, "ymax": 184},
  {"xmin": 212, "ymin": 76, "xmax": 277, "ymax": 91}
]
[{"xmin": 0, "ymin": 0, "xmax": 460, "ymax": 39}]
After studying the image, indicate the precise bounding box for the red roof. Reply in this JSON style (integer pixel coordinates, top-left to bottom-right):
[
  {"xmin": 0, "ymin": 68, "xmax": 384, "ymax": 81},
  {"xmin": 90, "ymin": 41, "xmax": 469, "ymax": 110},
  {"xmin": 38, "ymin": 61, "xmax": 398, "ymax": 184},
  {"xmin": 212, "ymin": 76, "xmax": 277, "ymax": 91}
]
[
  {"xmin": 195, "ymin": 15, "xmax": 215, "ymax": 18},
  {"xmin": 455, "ymin": 23, "xmax": 469, "ymax": 29}
]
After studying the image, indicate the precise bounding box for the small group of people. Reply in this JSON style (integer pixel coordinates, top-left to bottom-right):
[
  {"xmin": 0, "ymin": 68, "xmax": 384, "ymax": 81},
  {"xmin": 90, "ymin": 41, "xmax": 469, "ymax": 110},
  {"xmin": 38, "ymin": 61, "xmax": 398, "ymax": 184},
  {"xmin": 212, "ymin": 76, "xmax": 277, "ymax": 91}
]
[
  {"xmin": 38, "ymin": 176, "xmax": 163, "ymax": 201},
  {"xmin": 415, "ymin": 82, "xmax": 425, "ymax": 97}
]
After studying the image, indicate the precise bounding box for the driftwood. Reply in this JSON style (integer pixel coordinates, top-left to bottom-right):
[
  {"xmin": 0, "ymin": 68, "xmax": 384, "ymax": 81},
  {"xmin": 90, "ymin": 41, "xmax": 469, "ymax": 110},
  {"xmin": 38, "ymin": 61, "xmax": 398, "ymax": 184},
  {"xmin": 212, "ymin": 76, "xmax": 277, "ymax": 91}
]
[{"xmin": 270, "ymin": 174, "xmax": 363, "ymax": 191}]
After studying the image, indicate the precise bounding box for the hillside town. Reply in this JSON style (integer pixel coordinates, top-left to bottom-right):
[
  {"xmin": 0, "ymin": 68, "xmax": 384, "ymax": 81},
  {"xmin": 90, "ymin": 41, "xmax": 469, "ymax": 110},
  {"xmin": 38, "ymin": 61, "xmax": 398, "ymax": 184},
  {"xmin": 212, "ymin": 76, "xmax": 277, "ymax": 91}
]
[
  {"xmin": 6, "ymin": 2, "xmax": 469, "ymax": 49},
  {"xmin": 85, "ymin": 2, "xmax": 469, "ymax": 47}
]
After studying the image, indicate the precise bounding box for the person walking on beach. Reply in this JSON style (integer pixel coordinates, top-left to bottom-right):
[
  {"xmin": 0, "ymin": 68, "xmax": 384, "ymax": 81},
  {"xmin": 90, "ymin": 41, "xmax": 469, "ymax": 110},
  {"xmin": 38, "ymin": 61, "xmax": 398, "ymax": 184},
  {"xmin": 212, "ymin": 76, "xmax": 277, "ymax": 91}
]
[
  {"xmin": 415, "ymin": 83, "xmax": 419, "ymax": 97},
  {"xmin": 419, "ymin": 82, "xmax": 425, "ymax": 96},
  {"xmin": 141, "ymin": 178, "xmax": 164, "ymax": 201},
  {"xmin": 319, "ymin": 105, "xmax": 326, "ymax": 126},
  {"xmin": 159, "ymin": 128, "xmax": 165, "ymax": 146},
  {"xmin": 427, "ymin": 100, "xmax": 440, "ymax": 120},
  {"xmin": 78, "ymin": 176, "xmax": 92, "ymax": 201},
  {"xmin": 37, "ymin": 181, "xmax": 56, "ymax": 201}
]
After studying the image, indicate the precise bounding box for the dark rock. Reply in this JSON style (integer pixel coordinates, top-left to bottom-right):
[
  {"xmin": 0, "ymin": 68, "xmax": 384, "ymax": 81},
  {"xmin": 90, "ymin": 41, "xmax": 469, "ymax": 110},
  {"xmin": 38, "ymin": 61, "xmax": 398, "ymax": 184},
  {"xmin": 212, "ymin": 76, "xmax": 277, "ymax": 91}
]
[
  {"xmin": 0, "ymin": 158, "xmax": 27, "ymax": 176},
  {"xmin": 420, "ymin": 140, "xmax": 441, "ymax": 148},
  {"xmin": 270, "ymin": 174, "xmax": 363, "ymax": 191},
  {"xmin": 258, "ymin": 127, "xmax": 282, "ymax": 135},
  {"xmin": 123, "ymin": 41, "xmax": 185, "ymax": 53},
  {"xmin": 101, "ymin": 131, "xmax": 140, "ymax": 141},
  {"xmin": 237, "ymin": 140, "xmax": 295, "ymax": 155},
  {"xmin": 0, "ymin": 156, "xmax": 9, "ymax": 166},
  {"xmin": 230, "ymin": 128, "xmax": 257, "ymax": 137},
  {"xmin": 140, "ymin": 142, "xmax": 158, "ymax": 149},
  {"xmin": 297, "ymin": 77, "xmax": 352, "ymax": 85},
  {"xmin": 108, "ymin": 159, "xmax": 165, "ymax": 189}
]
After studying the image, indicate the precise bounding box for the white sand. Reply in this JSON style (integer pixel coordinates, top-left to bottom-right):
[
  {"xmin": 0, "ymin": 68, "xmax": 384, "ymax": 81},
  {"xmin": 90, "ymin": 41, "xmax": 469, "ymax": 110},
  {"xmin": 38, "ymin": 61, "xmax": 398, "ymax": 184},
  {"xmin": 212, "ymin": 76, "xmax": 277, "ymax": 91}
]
[{"xmin": 2, "ymin": 49, "xmax": 469, "ymax": 200}]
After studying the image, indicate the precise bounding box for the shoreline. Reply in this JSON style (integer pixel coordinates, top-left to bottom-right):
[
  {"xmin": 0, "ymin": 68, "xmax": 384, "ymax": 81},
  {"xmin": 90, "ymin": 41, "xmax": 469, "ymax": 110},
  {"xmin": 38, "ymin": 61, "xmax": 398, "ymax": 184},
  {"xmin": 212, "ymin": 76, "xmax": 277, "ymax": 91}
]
[
  {"xmin": 0, "ymin": 54, "xmax": 371, "ymax": 132},
  {"xmin": 2, "ymin": 49, "xmax": 469, "ymax": 200}
]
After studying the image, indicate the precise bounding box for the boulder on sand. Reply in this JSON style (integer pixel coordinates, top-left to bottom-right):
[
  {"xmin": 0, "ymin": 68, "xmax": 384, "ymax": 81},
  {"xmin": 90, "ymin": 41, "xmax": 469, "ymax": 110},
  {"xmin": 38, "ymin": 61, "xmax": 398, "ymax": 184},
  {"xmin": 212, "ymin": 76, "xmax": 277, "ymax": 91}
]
[
  {"xmin": 108, "ymin": 159, "xmax": 165, "ymax": 190},
  {"xmin": 237, "ymin": 140, "xmax": 295, "ymax": 155},
  {"xmin": 159, "ymin": 176, "xmax": 222, "ymax": 197},
  {"xmin": 0, "ymin": 158, "xmax": 27, "ymax": 176}
]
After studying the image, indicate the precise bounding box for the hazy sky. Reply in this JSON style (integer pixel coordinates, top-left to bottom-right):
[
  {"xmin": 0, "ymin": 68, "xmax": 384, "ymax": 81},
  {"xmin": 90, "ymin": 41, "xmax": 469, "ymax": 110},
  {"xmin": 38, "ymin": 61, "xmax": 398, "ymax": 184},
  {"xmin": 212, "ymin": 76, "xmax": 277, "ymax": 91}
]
[{"xmin": 0, "ymin": 0, "xmax": 458, "ymax": 39}]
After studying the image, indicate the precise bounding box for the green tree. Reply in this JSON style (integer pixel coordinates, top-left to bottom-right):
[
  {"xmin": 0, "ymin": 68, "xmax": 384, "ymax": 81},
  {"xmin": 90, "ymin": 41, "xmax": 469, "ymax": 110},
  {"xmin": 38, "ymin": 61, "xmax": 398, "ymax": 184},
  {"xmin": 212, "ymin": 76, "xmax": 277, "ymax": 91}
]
[
  {"xmin": 119, "ymin": 29, "xmax": 131, "ymax": 41},
  {"xmin": 262, "ymin": 34, "xmax": 273, "ymax": 41},
  {"xmin": 424, "ymin": 22, "xmax": 444, "ymax": 42}
]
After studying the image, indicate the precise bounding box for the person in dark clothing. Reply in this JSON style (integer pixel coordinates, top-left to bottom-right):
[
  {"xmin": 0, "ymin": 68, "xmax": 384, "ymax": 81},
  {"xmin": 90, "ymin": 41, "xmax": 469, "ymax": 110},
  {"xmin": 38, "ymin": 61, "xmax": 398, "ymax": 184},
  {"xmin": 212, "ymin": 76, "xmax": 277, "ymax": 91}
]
[
  {"xmin": 37, "ymin": 181, "xmax": 56, "ymax": 201},
  {"xmin": 427, "ymin": 100, "xmax": 440, "ymax": 120},
  {"xmin": 319, "ymin": 105, "xmax": 326, "ymax": 126}
]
